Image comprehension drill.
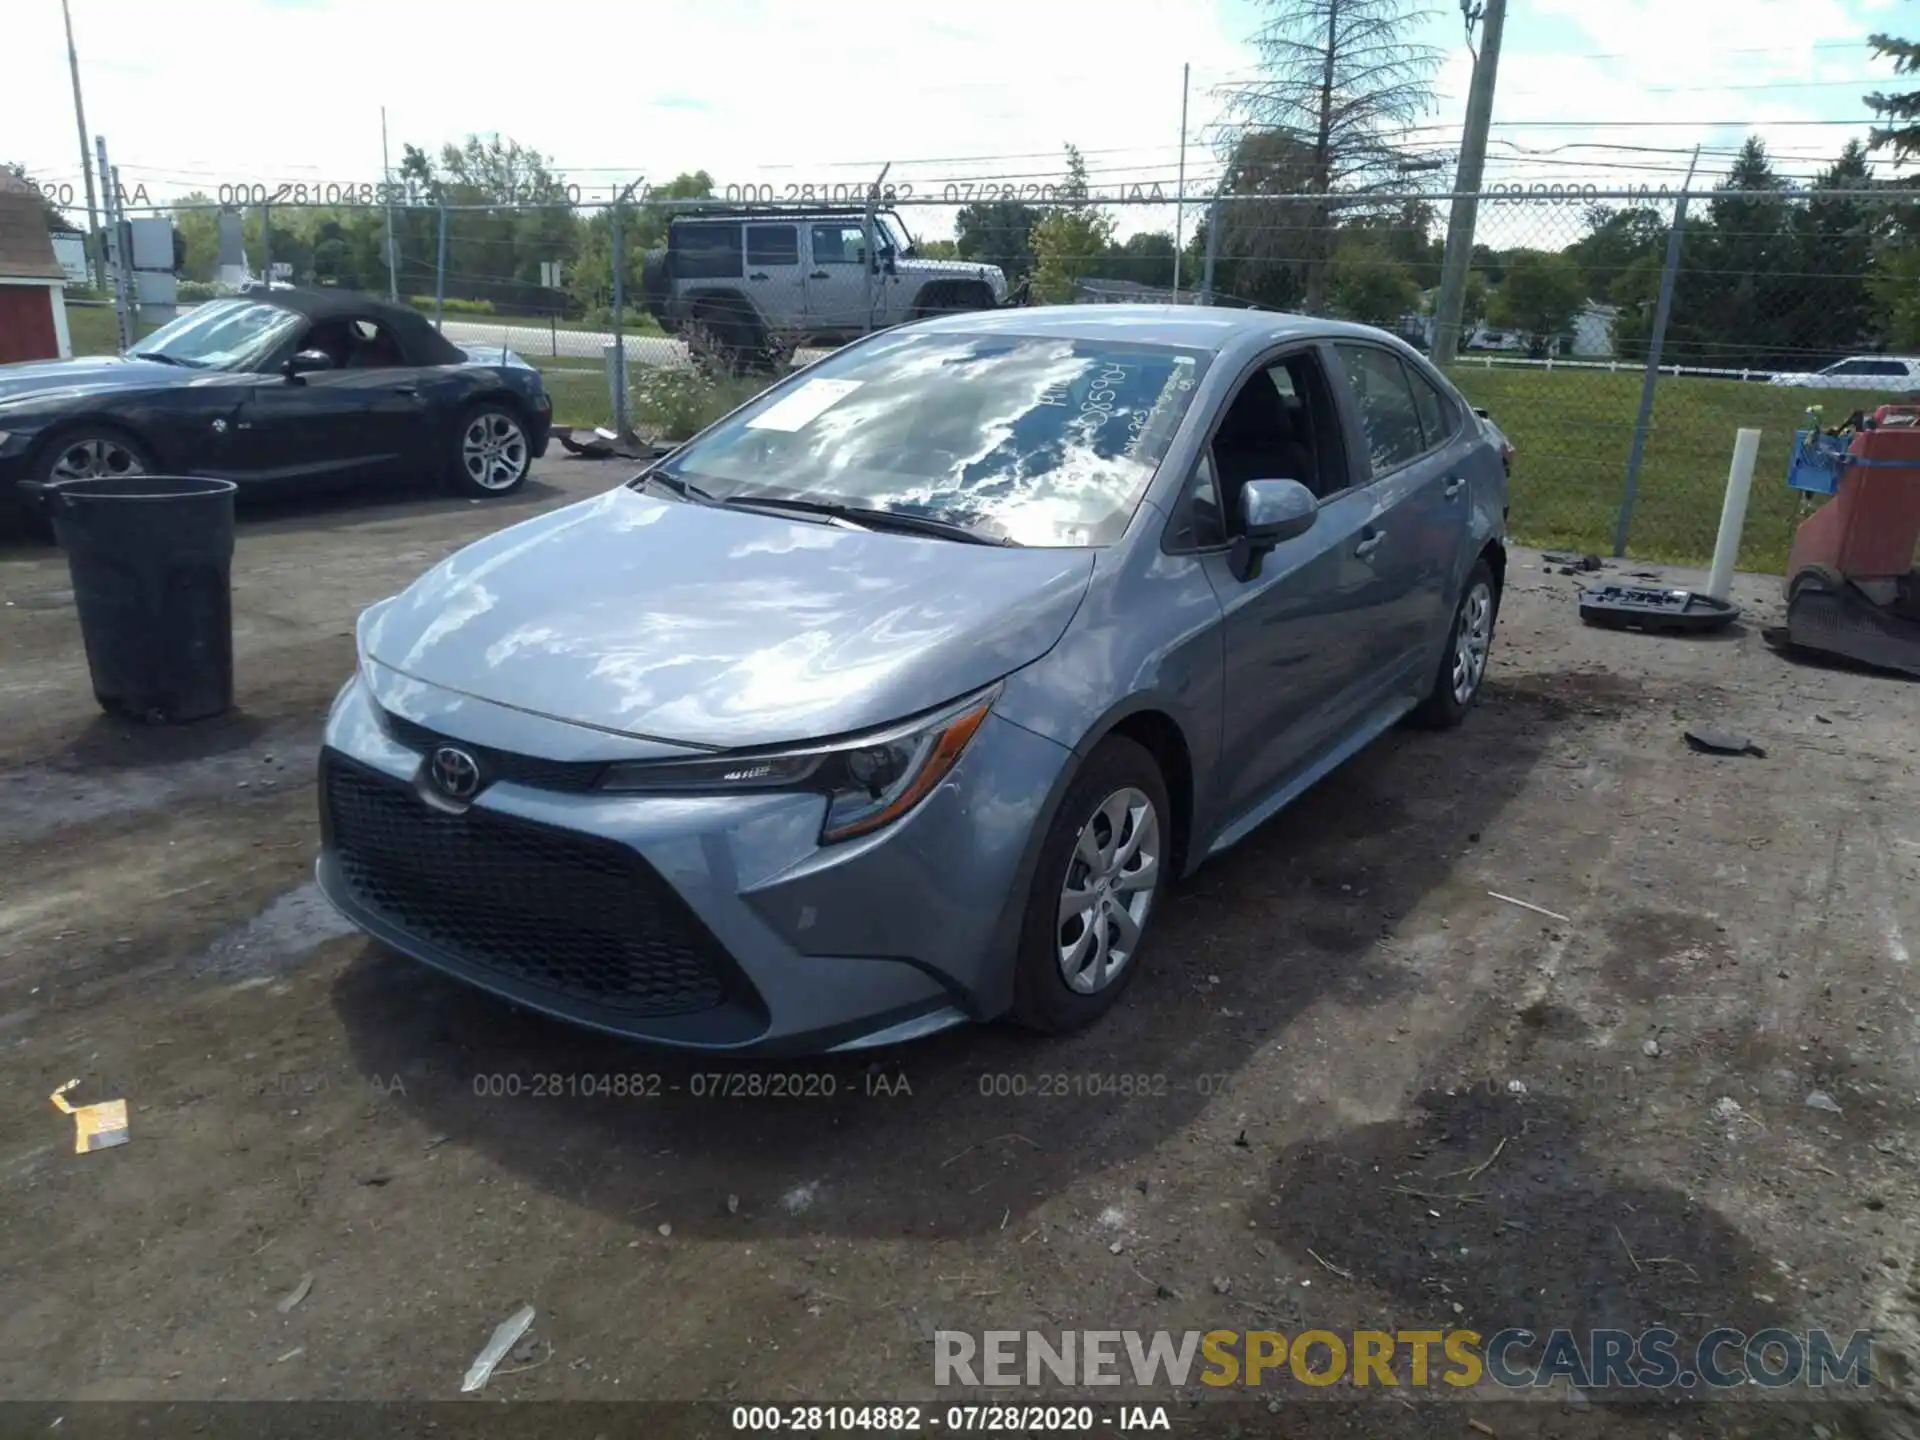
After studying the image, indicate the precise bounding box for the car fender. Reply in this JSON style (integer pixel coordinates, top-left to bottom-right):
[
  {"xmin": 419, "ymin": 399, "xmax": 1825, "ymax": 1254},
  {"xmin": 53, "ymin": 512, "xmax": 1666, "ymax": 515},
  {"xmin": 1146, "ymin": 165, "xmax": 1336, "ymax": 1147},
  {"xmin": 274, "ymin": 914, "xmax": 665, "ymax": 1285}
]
[{"xmin": 680, "ymin": 287, "xmax": 766, "ymax": 333}]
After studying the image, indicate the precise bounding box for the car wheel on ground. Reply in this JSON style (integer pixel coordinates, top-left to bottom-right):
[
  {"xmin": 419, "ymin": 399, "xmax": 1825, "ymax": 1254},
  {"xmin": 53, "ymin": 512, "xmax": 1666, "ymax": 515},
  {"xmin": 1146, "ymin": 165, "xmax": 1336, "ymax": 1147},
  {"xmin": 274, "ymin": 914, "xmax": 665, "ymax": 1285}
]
[
  {"xmin": 451, "ymin": 403, "xmax": 531, "ymax": 497},
  {"xmin": 1011, "ymin": 735, "xmax": 1170, "ymax": 1033},
  {"xmin": 9, "ymin": 427, "xmax": 157, "ymax": 540},
  {"xmin": 42, "ymin": 427, "xmax": 155, "ymax": 486},
  {"xmin": 689, "ymin": 298, "xmax": 763, "ymax": 376},
  {"xmin": 1408, "ymin": 557, "xmax": 1498, "ymax": 729}
]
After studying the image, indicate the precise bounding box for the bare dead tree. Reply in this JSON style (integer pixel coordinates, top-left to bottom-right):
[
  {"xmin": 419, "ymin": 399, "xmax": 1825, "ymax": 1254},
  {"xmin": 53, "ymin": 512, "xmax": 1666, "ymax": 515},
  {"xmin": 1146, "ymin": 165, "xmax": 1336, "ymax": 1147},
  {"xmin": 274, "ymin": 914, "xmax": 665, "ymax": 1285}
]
[{"xmin": 1219, "ymin": 0, "xmax": 1443, "ymax": 312}]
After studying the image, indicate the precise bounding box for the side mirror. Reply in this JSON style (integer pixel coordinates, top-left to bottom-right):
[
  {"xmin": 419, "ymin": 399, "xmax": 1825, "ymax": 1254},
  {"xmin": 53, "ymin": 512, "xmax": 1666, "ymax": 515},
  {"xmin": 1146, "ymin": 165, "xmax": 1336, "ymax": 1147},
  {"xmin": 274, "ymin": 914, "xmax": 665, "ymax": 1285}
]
[
  {"xmin": 283, "ymin": 349, "xmax": 334, "ymax": 380},
  {"xmin": 1230, "ymin": 478, "xmax": 1318, "ymax": 581}
]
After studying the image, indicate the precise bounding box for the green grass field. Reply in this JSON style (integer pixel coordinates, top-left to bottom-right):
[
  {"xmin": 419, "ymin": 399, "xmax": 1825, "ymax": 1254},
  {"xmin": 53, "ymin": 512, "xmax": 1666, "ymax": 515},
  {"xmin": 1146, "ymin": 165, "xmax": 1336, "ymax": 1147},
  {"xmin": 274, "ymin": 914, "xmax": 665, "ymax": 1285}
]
[
  {"xmin": 63, "ymin": 298, "xmax": 1871, "ymax": 574},
  {"xmin": 65, "ymin": 303, "xmax": 157, "ymax": 357},
  {"xmin": 1444, "ymin": 363, "xmax": 1884, "ymax": 574}
]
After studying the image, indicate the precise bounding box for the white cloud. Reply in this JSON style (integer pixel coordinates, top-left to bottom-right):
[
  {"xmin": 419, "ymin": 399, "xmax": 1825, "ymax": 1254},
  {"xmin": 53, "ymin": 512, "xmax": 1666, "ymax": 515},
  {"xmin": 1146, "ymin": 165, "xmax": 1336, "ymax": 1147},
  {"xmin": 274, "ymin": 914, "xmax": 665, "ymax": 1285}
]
[
  {"xmin": 3, "ymin": 0, "xmax": 1907, "ymax": 259},
  {"xmin": 4, "ymin": 0, "xmax": 1254, "ymax": 239}
]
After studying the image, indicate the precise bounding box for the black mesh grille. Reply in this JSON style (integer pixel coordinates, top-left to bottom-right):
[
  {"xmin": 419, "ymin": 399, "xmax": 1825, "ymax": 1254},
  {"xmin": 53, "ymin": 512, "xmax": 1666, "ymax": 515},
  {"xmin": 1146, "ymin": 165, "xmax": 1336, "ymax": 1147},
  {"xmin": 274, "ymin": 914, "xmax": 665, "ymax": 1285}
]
[
  {"xmin": 382, "ymin": 711, "xmax": 606, "ymax": 794},
  {"xmin": 323, "ymin": 754, "xmax": 730, "ymax": 1017}
]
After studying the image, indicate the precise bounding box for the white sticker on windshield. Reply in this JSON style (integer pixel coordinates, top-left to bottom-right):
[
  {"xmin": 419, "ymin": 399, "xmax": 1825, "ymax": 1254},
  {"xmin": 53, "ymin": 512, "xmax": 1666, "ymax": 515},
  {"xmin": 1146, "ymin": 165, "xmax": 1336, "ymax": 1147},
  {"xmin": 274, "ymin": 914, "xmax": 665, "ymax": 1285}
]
[{"xmin": 745, "ymin": 378, "xmax": 864, "ymax": 432}]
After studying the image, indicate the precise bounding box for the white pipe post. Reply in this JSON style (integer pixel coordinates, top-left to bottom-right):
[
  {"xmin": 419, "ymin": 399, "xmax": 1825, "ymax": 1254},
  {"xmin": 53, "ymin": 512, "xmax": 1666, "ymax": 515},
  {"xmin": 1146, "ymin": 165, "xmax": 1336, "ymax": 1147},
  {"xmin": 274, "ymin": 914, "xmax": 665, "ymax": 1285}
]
[{"xmin": 1706, "ymin": 428, "xmax": 1762, "ymax": 602}]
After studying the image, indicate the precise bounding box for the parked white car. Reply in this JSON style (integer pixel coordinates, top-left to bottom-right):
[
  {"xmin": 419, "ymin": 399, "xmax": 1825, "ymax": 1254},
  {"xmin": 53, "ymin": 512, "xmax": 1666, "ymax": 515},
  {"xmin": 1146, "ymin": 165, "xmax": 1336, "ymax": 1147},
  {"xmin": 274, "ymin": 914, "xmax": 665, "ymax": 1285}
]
[{"xmin": 1767, "ymin": 356, "xmax": 1920, "ymax": 391}]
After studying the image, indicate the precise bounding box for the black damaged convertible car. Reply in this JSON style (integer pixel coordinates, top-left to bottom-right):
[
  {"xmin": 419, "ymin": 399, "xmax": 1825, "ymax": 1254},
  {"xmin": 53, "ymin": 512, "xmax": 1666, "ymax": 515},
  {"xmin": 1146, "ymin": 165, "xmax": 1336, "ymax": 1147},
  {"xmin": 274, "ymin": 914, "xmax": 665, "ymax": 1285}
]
[{"xmin": 0, "ymin": 288, "xmax": 551, "ymax": 531}]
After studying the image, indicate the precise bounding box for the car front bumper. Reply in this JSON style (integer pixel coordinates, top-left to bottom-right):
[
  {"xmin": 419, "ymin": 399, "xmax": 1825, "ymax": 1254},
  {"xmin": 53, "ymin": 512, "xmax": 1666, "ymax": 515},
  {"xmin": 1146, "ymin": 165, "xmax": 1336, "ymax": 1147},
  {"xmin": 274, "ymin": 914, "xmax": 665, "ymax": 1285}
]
[{"xmin": 315, "ymin": 670, "xmax": 1073, "ymax": 1056}]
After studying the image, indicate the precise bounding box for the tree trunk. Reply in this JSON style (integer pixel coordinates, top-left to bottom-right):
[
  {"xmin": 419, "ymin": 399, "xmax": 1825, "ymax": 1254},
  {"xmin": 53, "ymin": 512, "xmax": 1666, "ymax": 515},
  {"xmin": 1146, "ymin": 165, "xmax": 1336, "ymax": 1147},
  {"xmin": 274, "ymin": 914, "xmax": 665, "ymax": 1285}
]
[{"xmin": 1305, "ymin": 0, "xmax": 1340, "ymax": 314}]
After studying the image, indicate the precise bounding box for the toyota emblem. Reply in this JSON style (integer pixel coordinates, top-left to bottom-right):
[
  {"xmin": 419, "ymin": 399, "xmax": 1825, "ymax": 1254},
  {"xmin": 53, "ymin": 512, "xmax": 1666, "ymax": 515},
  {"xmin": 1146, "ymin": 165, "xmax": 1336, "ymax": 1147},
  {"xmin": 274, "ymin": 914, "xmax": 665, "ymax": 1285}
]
[{"xmin": 429, "ymin": 745, "xmax": 481, "ymax": 800}]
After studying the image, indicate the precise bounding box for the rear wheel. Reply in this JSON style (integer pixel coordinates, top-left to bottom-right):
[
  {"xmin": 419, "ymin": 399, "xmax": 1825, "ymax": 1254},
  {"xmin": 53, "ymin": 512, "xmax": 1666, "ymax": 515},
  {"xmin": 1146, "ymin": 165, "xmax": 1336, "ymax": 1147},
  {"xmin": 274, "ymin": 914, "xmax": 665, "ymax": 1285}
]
[
  {"xmin": 451, "ymin": 403, "xmax": 531, "ymax": 497},
  {"xmin": 1408, "ymin": 558, "xmax": 1498, "ymax": 729},
  {"xmin": 687, "ymin": 298, "xmax": 763, "ymax": 376},
  {"xmin": 1010, "ymin": 736, "xmax": 1170, "ymax": 1034}
]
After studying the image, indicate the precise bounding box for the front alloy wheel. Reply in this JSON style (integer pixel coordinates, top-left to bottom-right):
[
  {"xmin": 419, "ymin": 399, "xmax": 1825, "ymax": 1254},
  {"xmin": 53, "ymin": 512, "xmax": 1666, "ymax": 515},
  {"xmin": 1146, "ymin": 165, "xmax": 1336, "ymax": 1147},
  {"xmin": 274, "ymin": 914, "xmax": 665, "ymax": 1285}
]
[
  {"xmin": 50, "ymin": 435, "xmax": 147, "ymax": 482},
  {"xmin": 1057, "ymin": 787, "xmax": 1161, "ymax": 994},
  {"xmin": 459, "ymin": 409, "xmax": 530, "ymax": 494}
]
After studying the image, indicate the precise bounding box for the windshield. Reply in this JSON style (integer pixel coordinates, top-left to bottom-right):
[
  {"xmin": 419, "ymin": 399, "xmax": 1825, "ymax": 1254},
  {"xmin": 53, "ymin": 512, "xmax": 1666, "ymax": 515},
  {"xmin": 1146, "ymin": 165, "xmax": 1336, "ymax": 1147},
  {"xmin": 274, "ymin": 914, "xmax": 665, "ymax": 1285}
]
[
  {"xmin": 655, "ymin": 330, "xmax": 1208, "ymax": 547},
  {"xmin": 878, "ymin": 213, "xmax": 913, "ymax": 256},
  {"xmin": 132, "ymin": 299, "xmax": 303, "ymax": 370}
]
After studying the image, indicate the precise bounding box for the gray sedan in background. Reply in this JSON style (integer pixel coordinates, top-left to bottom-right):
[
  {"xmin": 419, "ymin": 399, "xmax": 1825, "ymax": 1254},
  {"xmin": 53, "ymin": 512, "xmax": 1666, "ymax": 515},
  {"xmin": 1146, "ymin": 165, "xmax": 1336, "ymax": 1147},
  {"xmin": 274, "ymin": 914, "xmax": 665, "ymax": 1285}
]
[{"xmin": 317, "ymin": 305, "xmax": 1508, "ymax": 1055}]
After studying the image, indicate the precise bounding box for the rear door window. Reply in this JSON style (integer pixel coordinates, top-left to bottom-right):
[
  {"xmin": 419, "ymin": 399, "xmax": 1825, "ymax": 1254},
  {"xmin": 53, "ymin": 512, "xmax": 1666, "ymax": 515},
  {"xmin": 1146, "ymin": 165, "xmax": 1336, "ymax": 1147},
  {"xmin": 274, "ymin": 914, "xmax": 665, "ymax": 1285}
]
[
  {"xmin": 1334, "ymin": 344, "xmax": 1425, "ymax": 476},
  {"xmin": 746, "ymin": 224, "xmax": 799, "ymax": 268},
  {"xmin": 673, "ymin": 223, "xmax": 743, "ymax": 280}
]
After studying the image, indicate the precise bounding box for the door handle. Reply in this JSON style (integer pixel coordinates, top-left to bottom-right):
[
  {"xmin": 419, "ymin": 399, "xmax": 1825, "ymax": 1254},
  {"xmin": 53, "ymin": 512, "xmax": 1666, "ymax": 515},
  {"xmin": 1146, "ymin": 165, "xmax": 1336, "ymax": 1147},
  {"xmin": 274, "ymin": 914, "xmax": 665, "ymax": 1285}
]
[
  {"xmin": 1355, "ymin": 530, "xmax": 1386, "ymax": 559},
  {"xmin": 748, "ymin": 272, "xmax": 769, "ymax": 281},
  {"xmin": 391, "ymin": 385, "xmax": 419, "ymax": 396},
  {"xmin": 1443, "ymin": 476, "xmax": 1466, "ymax": 499},
  {"xmin": 809, "ymin": 270, "xmax": 829, "ymax": 280}
]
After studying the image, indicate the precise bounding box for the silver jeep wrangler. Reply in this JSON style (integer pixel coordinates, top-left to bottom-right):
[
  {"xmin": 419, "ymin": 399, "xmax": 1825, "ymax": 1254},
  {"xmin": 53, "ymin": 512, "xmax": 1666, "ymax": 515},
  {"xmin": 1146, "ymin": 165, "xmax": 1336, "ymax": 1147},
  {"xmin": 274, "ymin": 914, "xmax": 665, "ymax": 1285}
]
[{"xmin": 641, "ymin": 206, "xmax": 1011, "ymax": 368}]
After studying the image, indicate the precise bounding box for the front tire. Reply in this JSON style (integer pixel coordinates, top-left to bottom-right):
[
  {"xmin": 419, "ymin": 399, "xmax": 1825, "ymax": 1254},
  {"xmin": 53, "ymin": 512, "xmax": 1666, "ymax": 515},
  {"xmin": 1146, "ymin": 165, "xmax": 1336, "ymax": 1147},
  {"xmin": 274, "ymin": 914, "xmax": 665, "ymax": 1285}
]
[
  {"xmin": 1408, "ymin": 558, "xmax": 1498, "ymax": 729},
  {"xmin": 1010, "ymin": 736, "xmax": 1170, "ymax": 1034},
  {"xmin": 8, "ymin": 426, "xmax": 157, "ymax": 542},
  {"xmin": 450, "ymin": 403, "xmax": 531, "ymax": 497}
]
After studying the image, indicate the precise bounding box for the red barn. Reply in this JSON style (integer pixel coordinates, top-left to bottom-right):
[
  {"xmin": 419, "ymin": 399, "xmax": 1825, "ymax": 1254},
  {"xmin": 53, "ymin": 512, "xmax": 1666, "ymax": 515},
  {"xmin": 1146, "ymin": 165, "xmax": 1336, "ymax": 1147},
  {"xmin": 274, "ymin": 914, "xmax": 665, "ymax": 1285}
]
[{"xmin": 0, "ymin": 173, "xmax": 72, "ymax": 365}]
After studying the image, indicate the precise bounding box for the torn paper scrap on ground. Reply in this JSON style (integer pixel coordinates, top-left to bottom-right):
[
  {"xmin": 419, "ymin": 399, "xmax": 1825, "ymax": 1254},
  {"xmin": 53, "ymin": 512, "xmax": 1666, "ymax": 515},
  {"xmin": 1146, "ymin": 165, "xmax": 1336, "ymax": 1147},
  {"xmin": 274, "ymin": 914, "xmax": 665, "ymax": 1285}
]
[{"xmin": 49, "ymin": 1078, "xmax": 129, "ymax": 1153}]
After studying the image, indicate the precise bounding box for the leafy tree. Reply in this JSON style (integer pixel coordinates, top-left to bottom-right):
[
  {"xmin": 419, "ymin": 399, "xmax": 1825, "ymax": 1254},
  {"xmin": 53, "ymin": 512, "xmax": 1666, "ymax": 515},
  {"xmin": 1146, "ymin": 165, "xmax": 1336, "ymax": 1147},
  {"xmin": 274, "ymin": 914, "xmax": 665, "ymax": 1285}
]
[
  {"xmin": 1867, "ymin": 30, "xmax": 1920, "ymax": 162},
  {"xmin": 1326, "ymin": 233, "xmax": 1418, "ymax": 325},
  {"xmin": 1030, "ymin": 146, "xmax": 1116, "ymax": 302},
  {"xmin": 1487, "ymin": 249, "xmax": 1586, "ymax": 357},
  {"xmin": 1207, "ymin": 129, "xmax": 1317, "ymax": 309},
  {"xmin": 568, "ymin": 171, "xmax": 714, "ymax": 315},
  {"xmin": 1699, "ymin": 136, "xmax": 1795, "ymax": 366},
  {"xmin": 1868, "ymin": 243, "xmax": 1920, "ymax": 349},
  {"xmin": 1220, "ymin": 0, "xmax": 1442, "ymax": 311},
  {"xmin": 1457, "ymin": 271, "xmax": 1489, "ymax": 335},
  {"xmin": 955, "ymin": 201, "xmax": 1042, "ymax": 282},
  {"xmin": 1781, "ymin": 141, "xmax": 1879, "ymax": 362},
  {"xmin": 169, "ymin": 193, "xmax": 222, "ymax": 282},
  {"xmin": 1566, "ymin": 204, "xmax": 1666, "ymax": 302},
  {"xmin": 1106, "ymin": 231, "xmax": 1179, "ymax": 289},
  {"xmin": 915, "ymin": 238, "xmax": 960, "ymax": 260}
]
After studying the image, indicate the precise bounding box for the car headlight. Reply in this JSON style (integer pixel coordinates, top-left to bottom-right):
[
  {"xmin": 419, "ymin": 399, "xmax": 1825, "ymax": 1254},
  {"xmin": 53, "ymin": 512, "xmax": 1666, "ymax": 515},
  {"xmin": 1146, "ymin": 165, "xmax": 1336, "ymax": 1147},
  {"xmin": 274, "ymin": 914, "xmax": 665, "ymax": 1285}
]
[{"xmin": 599, "ymin": 685, "xmax": 998, "ymax": 844}]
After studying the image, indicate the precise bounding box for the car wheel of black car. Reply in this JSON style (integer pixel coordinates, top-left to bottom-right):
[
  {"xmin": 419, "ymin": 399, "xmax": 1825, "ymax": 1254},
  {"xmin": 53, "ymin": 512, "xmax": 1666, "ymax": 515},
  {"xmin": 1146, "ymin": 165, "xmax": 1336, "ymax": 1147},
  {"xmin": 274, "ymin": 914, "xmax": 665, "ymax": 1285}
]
[
  {"xmin": 1408, "ymin": 557, "xmax": 1499, "ymax": 729},
  {"xmin": 450, "ymin": 403, "xmax": 531, "ymax": 497},
  {"xmin": 1011, "ymin": 735, "xmax": 1170, "ymax": 1034},
  {"xmin": 9, "ymin": 427, "xmax": 157, "ymax": 540}
]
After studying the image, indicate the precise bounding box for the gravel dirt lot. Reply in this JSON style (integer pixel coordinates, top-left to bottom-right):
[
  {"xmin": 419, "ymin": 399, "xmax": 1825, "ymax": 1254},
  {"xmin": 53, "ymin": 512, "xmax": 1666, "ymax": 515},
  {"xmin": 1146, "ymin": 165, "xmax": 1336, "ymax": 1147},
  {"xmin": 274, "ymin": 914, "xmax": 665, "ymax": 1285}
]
[{"xmin": 2, "ymin": 460, "xmax": 1918, "ymax": 1439}]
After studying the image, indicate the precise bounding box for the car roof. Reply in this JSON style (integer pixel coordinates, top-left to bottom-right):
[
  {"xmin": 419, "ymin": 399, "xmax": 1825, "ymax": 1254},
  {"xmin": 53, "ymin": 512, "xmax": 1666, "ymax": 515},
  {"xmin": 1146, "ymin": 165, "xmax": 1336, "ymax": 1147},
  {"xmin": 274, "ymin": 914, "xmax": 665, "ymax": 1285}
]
[
  {"xmin": 216, "ymin": 286, "xmax": 467, "ymax": 366},
  {"xmin": 901, "ymin": 303, "xmax": 1403, "ymax": 356}
]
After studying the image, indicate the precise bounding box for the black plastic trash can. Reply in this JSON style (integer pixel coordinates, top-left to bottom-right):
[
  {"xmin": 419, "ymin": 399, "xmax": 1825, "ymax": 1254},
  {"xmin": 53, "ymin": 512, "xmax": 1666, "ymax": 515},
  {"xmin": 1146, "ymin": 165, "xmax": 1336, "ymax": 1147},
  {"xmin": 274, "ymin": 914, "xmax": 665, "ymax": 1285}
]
[{"xmin": 44, "ymin": 476, "xmax": 239, "ymax": 724}]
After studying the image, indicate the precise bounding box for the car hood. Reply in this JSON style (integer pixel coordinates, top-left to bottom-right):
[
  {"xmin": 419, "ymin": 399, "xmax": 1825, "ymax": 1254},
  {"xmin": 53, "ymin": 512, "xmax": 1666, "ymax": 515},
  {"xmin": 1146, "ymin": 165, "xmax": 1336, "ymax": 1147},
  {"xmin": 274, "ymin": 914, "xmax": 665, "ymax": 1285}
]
[
  {"xmin": 0, "ymin": 354, "xmax": 182, "ymax": 407},
  {"xmin": 902, "ymin": 258, "xmax": 1006, "ymax": 285},
  {"xmin": 361, "ymin": 485, "xmax": 1095, "ymax": 748}
]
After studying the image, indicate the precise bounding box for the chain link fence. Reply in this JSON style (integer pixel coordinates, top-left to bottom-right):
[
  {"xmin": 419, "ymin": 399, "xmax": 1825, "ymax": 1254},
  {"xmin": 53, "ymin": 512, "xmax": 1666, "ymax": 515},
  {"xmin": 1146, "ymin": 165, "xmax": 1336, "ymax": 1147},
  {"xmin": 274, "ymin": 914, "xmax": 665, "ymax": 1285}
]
[{"xmin": 85, "ymin": 184, "xmax": 1920, "ymax": 573}]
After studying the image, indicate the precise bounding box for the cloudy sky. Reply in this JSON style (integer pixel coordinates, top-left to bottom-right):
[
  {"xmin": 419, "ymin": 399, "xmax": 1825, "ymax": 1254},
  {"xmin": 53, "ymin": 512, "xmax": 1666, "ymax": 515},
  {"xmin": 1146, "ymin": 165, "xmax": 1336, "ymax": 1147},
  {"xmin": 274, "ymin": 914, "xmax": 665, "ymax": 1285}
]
[{"xmin": 3, "ymin": 0, "xmax": 1911, "ymax": 242}]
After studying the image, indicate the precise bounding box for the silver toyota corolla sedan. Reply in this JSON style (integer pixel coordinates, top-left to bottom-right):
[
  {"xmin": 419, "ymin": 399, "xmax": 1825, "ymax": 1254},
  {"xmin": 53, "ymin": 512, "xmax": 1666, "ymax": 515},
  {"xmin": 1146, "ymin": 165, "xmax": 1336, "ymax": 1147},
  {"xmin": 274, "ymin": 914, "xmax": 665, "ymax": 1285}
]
[{"xmin": 318, "ymin": 305, "xmax": 1508, "ymax": 1055}]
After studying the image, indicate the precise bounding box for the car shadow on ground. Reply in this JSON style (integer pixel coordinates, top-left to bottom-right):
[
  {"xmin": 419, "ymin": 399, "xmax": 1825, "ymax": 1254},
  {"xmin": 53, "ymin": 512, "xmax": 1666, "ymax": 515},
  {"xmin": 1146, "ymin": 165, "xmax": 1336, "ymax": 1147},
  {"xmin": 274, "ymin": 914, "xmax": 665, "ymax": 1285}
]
[
  {"xmin": 228, "ymin": 473, "xmax": 577, "ymax": 537},
  {"xmin": 330, "ymin": 670, "xmax": 1642, "ymax": 1242}
]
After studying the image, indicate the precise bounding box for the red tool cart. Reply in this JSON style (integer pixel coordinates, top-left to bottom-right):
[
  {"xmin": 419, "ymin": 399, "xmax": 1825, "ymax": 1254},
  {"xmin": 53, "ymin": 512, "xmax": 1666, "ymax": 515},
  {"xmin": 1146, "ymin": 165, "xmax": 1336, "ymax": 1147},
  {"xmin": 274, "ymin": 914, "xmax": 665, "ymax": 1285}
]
[{"xmin": 1783, "ymin": 403, "xmax": 1920, "ymax": 675}]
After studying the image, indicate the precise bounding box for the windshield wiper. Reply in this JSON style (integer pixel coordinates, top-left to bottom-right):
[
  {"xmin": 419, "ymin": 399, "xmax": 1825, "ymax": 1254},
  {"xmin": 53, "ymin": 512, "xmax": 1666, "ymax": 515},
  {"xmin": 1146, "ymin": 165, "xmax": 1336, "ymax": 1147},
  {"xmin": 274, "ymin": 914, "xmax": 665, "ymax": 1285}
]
[
  {"xmin": 630, "ymin": 470, "xmax": 717, "ymax": 505},
  {"xmin": 129, "ymin": 351, "xmax": 195, "ymax": 367},
  {"xmin": 720, "ymin": 495, "xmax": 1013, "ymax": 546}
]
